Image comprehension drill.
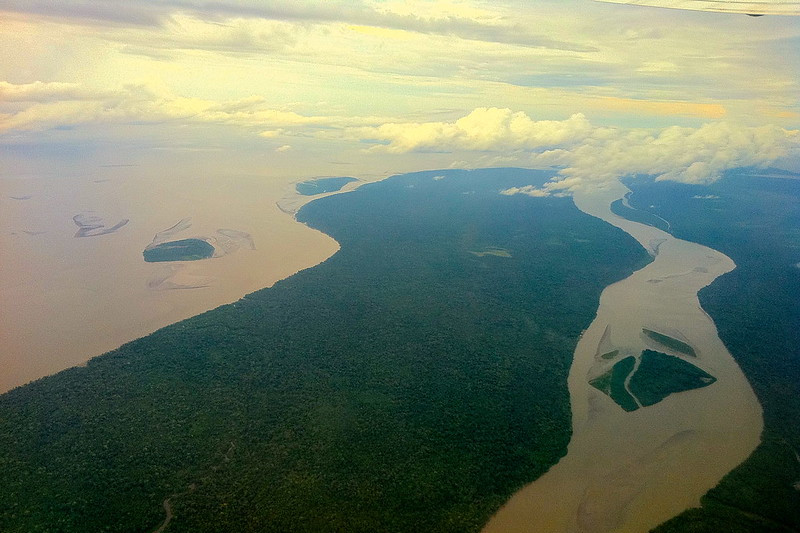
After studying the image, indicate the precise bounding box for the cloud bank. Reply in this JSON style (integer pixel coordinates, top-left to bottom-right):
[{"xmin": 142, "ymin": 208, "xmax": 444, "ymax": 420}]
[
  {"xmin": 535, "ymin": 121, "xmax": 797, "ymax": 193},
  {"xmin": 1, "ymin": 76, "xmax": 795, "ymax": 192},
  {"xmin": 0, "ymin": 82, "xmax": 384, "ymax": 135},
  {"xmin": 359, "ymin": 108, "xmax": 593, "ymax": 153},
  {"xmin": 358, "ymin": 107, "xmax": 798, "ymax": 192}
]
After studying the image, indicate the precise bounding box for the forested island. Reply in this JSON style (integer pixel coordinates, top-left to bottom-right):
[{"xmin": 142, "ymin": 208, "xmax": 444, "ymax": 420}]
[
  {"xmin": 590, "ymin": 349, "xmax": 714, "ymax": 412},
  {"xmin": 143, "ymin": 239, "xmax": 216, "ymax": 262},
  {"xmin": 0, "ymin": 168, "xmax": 648, "ymax": 533},
  {"xmin": 620, "ymin": 170, "xmax": 800, "ymax": 532},
  {"xmin": 295, "ymin": 177, "xmax": 357, "ymax": 196}
]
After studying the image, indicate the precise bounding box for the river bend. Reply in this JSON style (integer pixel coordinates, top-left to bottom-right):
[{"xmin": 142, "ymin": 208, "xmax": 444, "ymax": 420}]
[{"xmin": 484, "ymin": 180, "xmax": 762, "ymax": 533}]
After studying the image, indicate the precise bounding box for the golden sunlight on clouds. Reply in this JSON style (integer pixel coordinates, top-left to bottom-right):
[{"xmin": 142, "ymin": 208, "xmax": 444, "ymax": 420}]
[
  {"xmin": 0, "ymin": 0, "xmax": 797, "ymax": 179},
  {"xmin": 354, "ymin": 106, "xmax": 798, "ymax": 191},
  {"xmin": 358, "ymin": 108, "xmax": 593, "ymax": 153}
]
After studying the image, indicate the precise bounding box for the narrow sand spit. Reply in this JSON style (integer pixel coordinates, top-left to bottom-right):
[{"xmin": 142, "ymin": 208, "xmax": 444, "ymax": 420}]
[{"xmin": 483, "ymin": 180, "xmax": 762, "ymax": 533}]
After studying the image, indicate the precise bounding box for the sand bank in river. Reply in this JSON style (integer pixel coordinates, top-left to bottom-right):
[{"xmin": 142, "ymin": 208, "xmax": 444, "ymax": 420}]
[
  {"xmin": 0, "ymin": 173, "xmax": 363, "ymax": 394},
  {"xmin": 483, "ymin": 180, "xmax": 762, "ymax": 533}
]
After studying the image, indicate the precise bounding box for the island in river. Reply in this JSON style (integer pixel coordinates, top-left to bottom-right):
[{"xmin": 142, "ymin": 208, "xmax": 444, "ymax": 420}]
[
  {"xmin": 295, "ymin": 176, "xmax": 358, "ymax": 195},
  {"xmin": 143, "ymin": 239, "xmax": 216, "ymax": 262},
  {"xmin": 624, "ymin": 170, "xmax": 800, "ymax": 532}
]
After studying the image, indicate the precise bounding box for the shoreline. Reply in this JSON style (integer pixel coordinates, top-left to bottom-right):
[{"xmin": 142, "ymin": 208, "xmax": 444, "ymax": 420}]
[
  {"xmin": 483, "ymin": 180, "xmax": 763, "ymax": 532},
  {"xmin": 0, "ymin": 175, "xmax": 369, "ymax": 395}
]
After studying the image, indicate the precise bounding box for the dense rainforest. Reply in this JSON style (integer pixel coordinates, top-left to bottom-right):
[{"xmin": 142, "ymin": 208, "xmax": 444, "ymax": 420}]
[
  {"xmin": 0, "ymin": 168, "xmax": 649, "ymax": 533},
  {"xmin": 619, "ymin": 170, "xmax": 800, "ymax": 533}
]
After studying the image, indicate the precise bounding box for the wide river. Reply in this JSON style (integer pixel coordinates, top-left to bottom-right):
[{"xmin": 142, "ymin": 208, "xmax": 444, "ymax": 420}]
[
  {"xmin": 484, "ymin": 180, "xmax": 763, "ymax": 532},
  {"xmin": 0, "ymin": 172, "xmax": 345, "ymax": 394}
]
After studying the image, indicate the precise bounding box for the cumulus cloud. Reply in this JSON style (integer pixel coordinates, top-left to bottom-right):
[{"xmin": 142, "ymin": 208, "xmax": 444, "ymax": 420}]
[
  {"xmin": 359, "ymin": 107, "xmax": 799, "ymax": 193},
  {"xmin": 360, "ymin": 108, "xmax": 593, "ymax": 153},
  {"xmin": 538, "ymin": 121, "xmax": 798, "ymax": 192}
]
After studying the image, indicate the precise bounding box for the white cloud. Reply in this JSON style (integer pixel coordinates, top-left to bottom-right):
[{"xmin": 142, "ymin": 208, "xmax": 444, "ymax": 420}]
[
  {"xmin": 538, "ymin": 121, "xmax": 799, "ymax": 192},
  {"xmin": 275, "ymin": 144, "xmax": 292, "ymax": 152},
  {"xmin": 359, "ymin": 108, "xmax": 593, "ymax": 153},
  {"xmin": 500, "ymin": 185, "xmax": 551, "ymax": 197},
  {"xmin": 359, "ymin": 107, "xmax": 799, "ymax": 193}
]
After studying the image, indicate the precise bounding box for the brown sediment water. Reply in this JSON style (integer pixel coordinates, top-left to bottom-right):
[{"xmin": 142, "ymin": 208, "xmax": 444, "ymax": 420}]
[
  {"xmin": 0, "ymin": 173, "xmax": 357, "ymax": 394},
  {"xmin": 483, "ymin": 180, "xmax": 763, "ymax": 533}
]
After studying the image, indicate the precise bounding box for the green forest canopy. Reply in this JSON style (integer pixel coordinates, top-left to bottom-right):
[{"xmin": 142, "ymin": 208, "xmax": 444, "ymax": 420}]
[{"xmin": 0, "ymin": 168, "xmax": 649, "ymax": 533}]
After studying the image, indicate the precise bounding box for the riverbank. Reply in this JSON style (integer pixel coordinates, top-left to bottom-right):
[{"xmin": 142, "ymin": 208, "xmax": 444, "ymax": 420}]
[
  {"xmin": 0, "ymin": 173, "xmax": 344, "ymax": 393},
  {"xmin": 483, "ymin": 180, "xmax": 762, "ymax": 532}
]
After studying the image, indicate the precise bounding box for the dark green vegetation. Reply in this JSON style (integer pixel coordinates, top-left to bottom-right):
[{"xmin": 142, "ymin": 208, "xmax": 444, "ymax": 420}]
[
  {"xmin": 0, "ymin": 168, "xmax": 650, "ymax": 533},
  {"xmin": 610, "ymin": 194, "xmax": 670, "ymax": 232},
  {"xmin": 642, "ymin": 328, "xmax": 697, "ymax": 357},
  {"xmin": 590, "ymin": 356, "xmax": 639, "ymax": 412},
  {"xmin": 143, "ymin": 239, "xmax": 216, "ymax": 262},
  {"xmin": 629, "ymin": 350, "xmax": 715, "ymax": 407},
  {"xmin": 591, "ymin": 349, "xmax": 715, "ymax": 411},
  {"xmin": 295, "ymin": 176, "xmax": 357, "ymax": 195},
  {"xmin": 618, "ymin": 170, "xmax": 800, "ymax": 532},
  {"xmin": 600, "ymin": 349, "xmax": 619, "ymax": 360}
]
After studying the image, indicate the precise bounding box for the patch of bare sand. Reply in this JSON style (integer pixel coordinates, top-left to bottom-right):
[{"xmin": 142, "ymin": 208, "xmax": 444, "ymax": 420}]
[{"xmin": 483, "ymin": 180, "xmax": 762, "ymax": 533}]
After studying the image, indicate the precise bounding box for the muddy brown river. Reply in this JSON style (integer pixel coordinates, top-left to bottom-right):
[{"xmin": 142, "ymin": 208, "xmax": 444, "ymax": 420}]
[
  {"xmin": 0, "ymin": 173, "xmax": 345, "ymax": 394},
  {"xmin": 483, "ymin": 180, "xmax": 762, "ymax": 533}
]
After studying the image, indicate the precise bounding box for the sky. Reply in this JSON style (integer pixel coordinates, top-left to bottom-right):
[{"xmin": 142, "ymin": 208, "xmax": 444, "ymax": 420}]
[{"xmin": 1, "ymin": 0, "xmax": 798, "ymax": 191}]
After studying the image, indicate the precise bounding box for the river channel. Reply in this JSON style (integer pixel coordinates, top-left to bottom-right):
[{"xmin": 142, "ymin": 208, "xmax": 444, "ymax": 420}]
[{"xmin": 483, "ymin": 180, "xmax": 763, "ymax": 532}]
